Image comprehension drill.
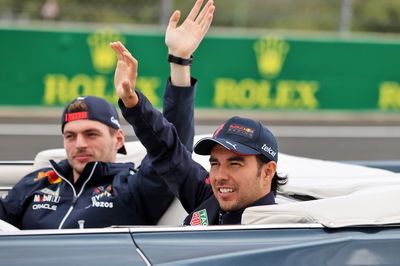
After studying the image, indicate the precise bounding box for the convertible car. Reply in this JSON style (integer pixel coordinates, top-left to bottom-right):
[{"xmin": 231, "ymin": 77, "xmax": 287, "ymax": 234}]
[{"xmin": 1, "ymin": 135, "xmax": 400, "ymax": 266}]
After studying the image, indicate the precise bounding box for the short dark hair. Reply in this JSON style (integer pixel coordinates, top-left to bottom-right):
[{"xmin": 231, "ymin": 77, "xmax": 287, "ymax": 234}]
[
  {"xmin": 256, "ymin": 154, "xmax": 287, "ymax": 195},
  {"xmin": 66, "ymin": 100, "xmax": 117, "ymax": 136}
]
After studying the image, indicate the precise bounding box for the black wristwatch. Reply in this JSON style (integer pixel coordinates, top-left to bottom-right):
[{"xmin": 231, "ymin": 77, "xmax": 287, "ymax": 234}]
[{"xmin": 167, "ymin": 54, "xmax": 193, "ymax": 66}]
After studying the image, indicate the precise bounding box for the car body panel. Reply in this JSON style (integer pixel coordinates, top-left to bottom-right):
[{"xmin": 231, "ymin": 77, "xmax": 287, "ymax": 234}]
[
  {"xmin": 0, "ymin": 229, "xmax": 146, "ymax": 266},
  {"xmin": 131, "ymin": 226, "xmax": 400, "ymax": 266},
  {"xmin": 1, "ymin": 226, "xmax": 400, "ymax": 265}
]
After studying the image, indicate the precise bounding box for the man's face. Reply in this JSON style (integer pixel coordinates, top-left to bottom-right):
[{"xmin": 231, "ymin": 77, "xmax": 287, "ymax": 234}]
[
  {"xmin": 209, "ymin": 144, "xmax": 273, "ymax": 212},
  {"xmin": 63, "ymin": 119, "xmax": 123, "ymax": 180}
]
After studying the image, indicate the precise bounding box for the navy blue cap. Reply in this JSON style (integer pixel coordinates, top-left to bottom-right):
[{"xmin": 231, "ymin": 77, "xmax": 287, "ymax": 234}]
[
  {"xmin": 194, "ymin": 116, "xmax": 278, "ymax": 162},
  {"xmin": 61, "ymin": 96, "xmax": 126, "ymax": 154}
]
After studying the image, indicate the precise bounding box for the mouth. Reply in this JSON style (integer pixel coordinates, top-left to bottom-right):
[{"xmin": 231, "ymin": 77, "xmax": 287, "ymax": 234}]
[
  {"xmin": 73, "ymin": 154, "xmax": 91, "ymax": 162},
  {"xmin": 216, "ymin": 186, "xmax": 236, "ymax": 199},
  {"xmin": 219, "ymin": 188, "xmax": 234, "ymax": 193},
  {"xmin": 215, "ymin": 187, "xmax": 236, "ymax": 203}
]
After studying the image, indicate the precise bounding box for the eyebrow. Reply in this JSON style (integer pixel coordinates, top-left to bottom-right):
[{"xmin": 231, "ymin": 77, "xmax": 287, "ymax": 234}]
[
  {"xmin": 63, "ymin": 128, "xmax": 102, "ymax": 135},
  {"xmin": 209, "ymin": 155, "xmax": 245, "ymax": 163}
]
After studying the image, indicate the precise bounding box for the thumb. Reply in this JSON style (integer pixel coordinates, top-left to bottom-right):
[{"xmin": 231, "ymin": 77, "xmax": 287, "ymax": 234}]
[
  {"xmin": 167, "ymin": 10, "xmax": 181, "ymax": 30},
  {"xmin": 122, "ymin": 80, "xmax": 131, "ymax": 93},
  {"xmin": 120, "ymin": 79, "xmax": 138, "ymax": 107}
]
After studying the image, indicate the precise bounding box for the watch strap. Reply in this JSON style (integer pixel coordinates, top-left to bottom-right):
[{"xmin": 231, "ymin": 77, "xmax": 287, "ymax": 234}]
[{"xmin": 167, "ymin": 54, "xmax": 193, "ymax": 66}]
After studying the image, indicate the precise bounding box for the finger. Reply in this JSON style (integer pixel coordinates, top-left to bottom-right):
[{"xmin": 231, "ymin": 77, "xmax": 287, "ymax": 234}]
[
  {"xmin": 200, "ymin": 5, "xmax": 215, "ymax": 31},
  {"xmin": 119, "ymin": 45, "xmax": 128, "ymax": 62},
  {"xmin": 118, "ymin": 41, "xmax": 130, "ymax": 55},
  {"xmin": 198, "ymin": 2, "xmax": 214, "ymax": 25},
  {"xmin": 116, "ymin": 41, "xmax": 125, "ymax": 60},
  {"xmin": 123, "ymin": 51, "xmax": 137, "ymax": 67},
  {"xmin": 115, "ymin": 42, "xmax": 129, "ymax": 63},
  {"xmin": 113, "ymin": 42, "xmax": 125, "ymax": 59},
  {"xmin": 195, "ymin": 0, "xmax": 213, "ymax": 24},
  {"xmin": 186, "ymin": 0, "xmax": 204, "ymax": 21},
  {"xmin": 200, "ymin": 16, "xmax": 213, "ymax": 37},
  {"xmin": 110, "ymin": 42, "xmax": 124, "ymax": 61},
  {"xmin": 167, "ymin": 10, "xmax": 181, "ymax": 30}
]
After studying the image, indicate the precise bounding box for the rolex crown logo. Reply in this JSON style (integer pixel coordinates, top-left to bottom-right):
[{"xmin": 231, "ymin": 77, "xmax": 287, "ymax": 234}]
[
  {"xmin": 87, "ymin": 28, "xmax": 125, "ymax": 74},
  {"xmin": 254, "ymin": 36, "xmax": 290, "ymax": 78}
]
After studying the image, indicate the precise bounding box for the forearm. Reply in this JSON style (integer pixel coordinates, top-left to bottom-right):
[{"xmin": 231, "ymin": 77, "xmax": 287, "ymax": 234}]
[
  {"xmin": 120, "ymin": 91, "xmax": 187, "ymax": 178},
  {"xmin": 163, "ymin": 77, "xmax": 197, "ymax": 152},
  {"xmin": 120, "ymin": 91, "xmax": 209, "ymax": 208},
  {"xmin": 170, "ymin": 63, "xmax": 191, "ymax": 87}
]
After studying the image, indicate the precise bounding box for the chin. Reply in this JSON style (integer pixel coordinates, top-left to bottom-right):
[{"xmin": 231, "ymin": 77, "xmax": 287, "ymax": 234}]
[
  {"xmin": 72, "ymin": 162, "xmax": 86, "ymax": 173},
  {"xmin": 219, "ymin": 203, "xmax": 236, "ymax": 212}
]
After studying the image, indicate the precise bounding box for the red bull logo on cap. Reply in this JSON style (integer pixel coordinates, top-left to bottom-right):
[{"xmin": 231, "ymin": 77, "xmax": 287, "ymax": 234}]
[{"xmin": 228, "ymin": 124, "xmax": 255, "ymax": 138}]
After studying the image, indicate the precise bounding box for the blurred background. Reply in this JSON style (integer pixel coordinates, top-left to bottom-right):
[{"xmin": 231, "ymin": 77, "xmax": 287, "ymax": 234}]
[
  {"xmin": 1, "ymin": 0, "xmax": 400, "ymax": 162},
  {"xmin": 1, "ymin": 0, "xmax": 400, "ymax": 34}
]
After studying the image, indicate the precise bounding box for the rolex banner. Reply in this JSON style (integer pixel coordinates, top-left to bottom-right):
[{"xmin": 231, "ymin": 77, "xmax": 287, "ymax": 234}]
[{"xmin": 1, "ymin": 27, "xmax": 400, "ymax": 111}]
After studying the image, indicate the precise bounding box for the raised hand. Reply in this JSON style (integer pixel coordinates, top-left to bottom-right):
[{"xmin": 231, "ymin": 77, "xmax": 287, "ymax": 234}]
[
  {"xmin": 110, "ymin": 41, "xmax": 139, "ymax": 107},
  {"xmin": 165, "ymin": 0, "xmax": 215, "ymax": 58}
]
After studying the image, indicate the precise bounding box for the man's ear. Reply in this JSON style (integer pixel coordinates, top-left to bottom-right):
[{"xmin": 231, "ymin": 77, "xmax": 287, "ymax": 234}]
[
  {"xmin": 116, "ymin": 129, "xmax": 125, "ymax": 150},
  {"xmin": 263, "ymin": 161, "xmax": 277, "ymax": 183}
]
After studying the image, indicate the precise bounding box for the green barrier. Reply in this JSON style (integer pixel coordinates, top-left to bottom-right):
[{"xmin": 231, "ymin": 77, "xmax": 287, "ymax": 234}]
[{"xmin": 1, "ymin": 27, "xmax": 400, "ymax": 111}]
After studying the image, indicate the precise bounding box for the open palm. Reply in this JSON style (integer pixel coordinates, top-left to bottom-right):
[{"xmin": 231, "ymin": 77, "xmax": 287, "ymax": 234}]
[
  {"xmin": 165, "ymin": 0, "xmax": 215, "ymax": 58},
  {"xmin": 110, "ymin": 41, "xmax": 138, "ymax": 103}
]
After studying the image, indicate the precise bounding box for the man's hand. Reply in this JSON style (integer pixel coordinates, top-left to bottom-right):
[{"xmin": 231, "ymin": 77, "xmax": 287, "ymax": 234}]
[
  {"xmin": 110, "ymin": 41, "xmax": 139, "ymax": 108},
  {"xmin": 165, "ymin": 0, "xmax": 215, "ymax": 58}
]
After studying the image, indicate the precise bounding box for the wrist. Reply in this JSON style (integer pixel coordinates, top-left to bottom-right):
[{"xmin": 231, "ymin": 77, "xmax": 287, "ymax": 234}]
[
  {"xmin": 167, "ymin": 54, "xmax": 193, "ymax": 66},
  {"xmin": 167, "ymin": 48, "xmax": 191, "ymax": 59},
  {"xmin": 121, "ymin": 92, "xmax": 139, "ymax": 108}
]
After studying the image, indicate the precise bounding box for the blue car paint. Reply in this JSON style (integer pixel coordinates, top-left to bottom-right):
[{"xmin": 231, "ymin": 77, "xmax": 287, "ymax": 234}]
[
  {"xmin": 0, "ymin": 231, "xmax": 146, "ymax": 266},
  {"xmin": 132, "ymin": 226, "xmax": 400, "ymax": 265}
]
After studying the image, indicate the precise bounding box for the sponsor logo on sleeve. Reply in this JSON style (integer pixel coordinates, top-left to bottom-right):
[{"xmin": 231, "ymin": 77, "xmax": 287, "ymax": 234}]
[
  {"xmin": 190, "ymin": 209, "xmax": 209, "ymax": 226},
  {"xmin": 32, "ymin": 187, "xmax": 61, "ymax": 211},
  {"xmin": 34, "ymin": 170, "xmax": 62, "ymax": 184},
  {"xmin": 91, "ymin": 185, "xmax": 114, "ymax": 208}
]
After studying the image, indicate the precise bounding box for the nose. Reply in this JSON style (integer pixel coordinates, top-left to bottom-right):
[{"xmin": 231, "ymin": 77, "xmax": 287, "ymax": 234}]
[
  {"xmin": 75, "ymin": 134, "xmax": 88, "ymax": 148},
  {"xmin": 212, "ymin": 166, "xmax": 229, "ymax": 182}
]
